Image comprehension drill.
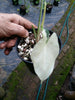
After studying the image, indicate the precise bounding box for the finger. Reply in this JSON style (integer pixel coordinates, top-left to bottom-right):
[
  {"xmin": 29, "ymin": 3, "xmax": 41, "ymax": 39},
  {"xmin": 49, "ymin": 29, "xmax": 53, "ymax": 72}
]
[
  {"xmin": 8, "ymin": 23, "xmax": 29, "ymax": 38},
  {"xmin": 10, "ymin": 14, "xmax": 37, "ymax": 29},
  {"xmin": 4, "ymin": 48, "xmax": 12, "ymax": 55},
  {"xmin": 6, "ymin": 37, "xmax": 17, "ymax": 48},
  {"xmin": 19, "ymin": 17, "xmax": 37, "ymax": 29},
  {"xmin": 0, "ymin": 42, "xmax": 7, "ymax": 49}
]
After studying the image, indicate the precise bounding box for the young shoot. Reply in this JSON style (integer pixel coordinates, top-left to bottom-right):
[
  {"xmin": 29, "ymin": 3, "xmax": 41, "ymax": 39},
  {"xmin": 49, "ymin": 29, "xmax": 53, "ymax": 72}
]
[
  {"xmin": 32, "ymin": 25, "xmax": 37, "ymax": 39},
  {"xmin": 41, "ymin": 1, "xmax": 46, "ymax": 30},
  {"xmin": 32, "ymin": 0, "xmax": 46, "ymax": 42}
]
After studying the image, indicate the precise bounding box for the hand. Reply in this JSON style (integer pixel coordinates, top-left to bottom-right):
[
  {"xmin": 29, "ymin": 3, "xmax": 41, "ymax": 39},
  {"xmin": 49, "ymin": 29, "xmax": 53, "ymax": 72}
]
[{"xmin": 0, "ymin": 13, "xmax": 37, "ymax": 55}]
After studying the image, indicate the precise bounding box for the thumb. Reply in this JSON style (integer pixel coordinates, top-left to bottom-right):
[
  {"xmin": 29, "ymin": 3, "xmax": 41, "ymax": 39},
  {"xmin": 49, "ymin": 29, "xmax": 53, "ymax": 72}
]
[{"xmin": 9, "ymin": 23, "xmax": 29, "ymax": 37}]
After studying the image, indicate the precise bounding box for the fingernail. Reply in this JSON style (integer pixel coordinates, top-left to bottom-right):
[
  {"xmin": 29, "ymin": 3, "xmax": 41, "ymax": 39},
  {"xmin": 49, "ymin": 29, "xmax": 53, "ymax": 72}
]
[{"xmin": 24, "ymin": 31, "xmax": 29, "ymax": 37}]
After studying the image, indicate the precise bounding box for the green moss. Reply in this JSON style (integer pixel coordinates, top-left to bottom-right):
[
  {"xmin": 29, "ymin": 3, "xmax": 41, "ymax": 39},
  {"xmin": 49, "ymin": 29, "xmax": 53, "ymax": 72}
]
[
  {"xmin": 4, "ymin": 92, "xmax": 14, "ymax": 100},
  {"xmin": 0, "ymin": 87, "xmax": 5, "ymax": 99},
  {"xmin": 45, "ymin": 46, "xmax": 75, "ymax": 100},
  {"xmin": 3, "ymin": 61, "xmax": 26, "ymax": 100}
]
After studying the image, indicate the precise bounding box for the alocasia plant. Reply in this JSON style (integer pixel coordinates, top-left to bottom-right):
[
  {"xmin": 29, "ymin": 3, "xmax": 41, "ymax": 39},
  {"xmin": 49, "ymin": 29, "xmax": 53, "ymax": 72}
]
[{"xmin": 31, "ymin": 0, "xmax": 60, "ymax": 82}]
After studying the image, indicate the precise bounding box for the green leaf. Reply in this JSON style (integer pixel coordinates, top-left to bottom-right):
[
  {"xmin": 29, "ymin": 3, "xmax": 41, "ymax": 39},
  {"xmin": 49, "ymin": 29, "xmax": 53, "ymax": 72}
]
[{"xmin": 32, "ymin": 25, "xmax": 37, "ymax": 39}]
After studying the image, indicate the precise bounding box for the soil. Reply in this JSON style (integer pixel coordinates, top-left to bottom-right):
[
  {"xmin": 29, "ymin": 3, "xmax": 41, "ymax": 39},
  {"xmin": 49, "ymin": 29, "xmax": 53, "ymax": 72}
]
[{"xmin": 17, "ymin": 30, "xmax": 36, "ymax": 62}]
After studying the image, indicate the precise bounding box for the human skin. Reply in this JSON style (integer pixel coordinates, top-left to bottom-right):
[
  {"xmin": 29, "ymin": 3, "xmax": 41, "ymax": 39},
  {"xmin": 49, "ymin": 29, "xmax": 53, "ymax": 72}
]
[{"xmin": 0, "ymin": 13, "xmax": 37, "ymax": 55}]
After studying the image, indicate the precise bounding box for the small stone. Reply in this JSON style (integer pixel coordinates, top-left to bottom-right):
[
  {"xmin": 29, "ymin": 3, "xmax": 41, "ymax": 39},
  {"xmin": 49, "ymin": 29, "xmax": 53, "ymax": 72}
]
[
  {"xmin": 23, "ymin": 48, "xmax": 26, "ymax": 52},
  {"xmin": 25, "ymin": 37, "xmax": 30, "ymax": 44},
  {"xmin": 29, "ymin": 31, "xmax": 32, "ymax": 34},
  {"xmin": 26, "ymin": 49, "xmax": 29, "ymax": 52},
  {"xmin": 30, "ymin": 48, "xmax": 33, "ymax": 55},
  {"xmin": 31, "ymin": 40, "xmax": 34, "ymax": 44},
  {"xmin": 17, "ymin": 45, "xmax": 21, "ymax": 49},
  {"xmin": 72, "ymin": 65, "xmax": 75, "ymax": 79},
  {"xmin": 18, "ymin": 45, "xmax": 23, "ymax": 51},
  {"xmin": 58, "ymin": 95, "xmax": 62, "ymax": 100},
  {"xmin": 22, "ymin": 44, "xmax": 27, "ymax": 47},
  {"xmin": 30, "ymin": 48, "xmax": 33, "ymax": 52},
  {"xmin": 18, "ymin": 52, "xmax": 24, "ymax": 56},
  {"xmin": 20, "ymin": 47, "xmax": 23, "ymax": 51},
  {"xmin": 64, "ymin": 91, "xmax": 75, "ymax": 100},
  {"xmin": 24, "ymin": 57, "xmax": 28, "ymax": 60}
]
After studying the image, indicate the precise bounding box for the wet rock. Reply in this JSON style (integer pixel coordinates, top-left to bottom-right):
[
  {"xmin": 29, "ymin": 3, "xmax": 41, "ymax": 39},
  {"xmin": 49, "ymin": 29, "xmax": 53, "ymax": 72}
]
[
  {"xmin": 70, "ymin": 65, "xmax": 75, "ymax": 91},
  {"xmin": 57, "ymin": 95, "xmax": 62, "ymax": 100},
  {"xmin": 72, "ymin": 65, "xmax": 75, "ymax": 79},
  {"xmin": 0, "ymin": 87, "xmax": 5, "ymax": 98},
  {"xmin": 64, "ymin": 91, "xmax": 75, "ymax": 100}
]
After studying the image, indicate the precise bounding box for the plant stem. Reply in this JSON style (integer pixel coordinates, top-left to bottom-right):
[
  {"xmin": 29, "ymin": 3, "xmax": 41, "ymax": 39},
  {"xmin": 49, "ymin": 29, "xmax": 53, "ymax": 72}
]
[
  {"xmin": 32, "ymin": 25, "xmax": 36, "ymax": 39},
  {"xmin": 37, "ymin": 0, "xmax": 43, "ymax": 41},
  {"xmin": 43, "ymin": 0, "xmax": 45, "ymax": 9},
  {"xmin": 41, "ymin": 1, "xmax": 46, "ymax": 30}
]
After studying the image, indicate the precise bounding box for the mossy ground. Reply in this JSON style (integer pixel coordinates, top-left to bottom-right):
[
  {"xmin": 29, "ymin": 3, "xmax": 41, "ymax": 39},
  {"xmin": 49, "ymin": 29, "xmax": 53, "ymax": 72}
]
[{"xmin": 1, "ymin": 0, "xmax": 75, "ymax": 100}]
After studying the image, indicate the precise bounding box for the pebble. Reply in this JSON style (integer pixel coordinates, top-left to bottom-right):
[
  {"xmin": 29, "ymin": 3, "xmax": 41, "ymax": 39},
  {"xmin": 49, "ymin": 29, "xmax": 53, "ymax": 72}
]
[
  {"xmin": 23, "ymin": 48, "xmax": 26, "ymax": 52},
  {"xmin": 64, "ymin": 91, "xmax": 75, "ymax": 100},
  {"xmin": 17, "ymin": 32, "xmax": 35, "ymax": 61},
  {"xmin": 32, "ymin": 40, "xmax": 34, "ymax": 44},
  {"xmin": 26, "ymin": 49, "xmax": 29, "ymax": 52},
  {"xmin": 18, "ymin": 52, "xmax": 24, "ymax": 56},
  {"xmin": 29, "ymin": 31, "xmax": 32, "ymax": 34},
  {"xmin": 22, "ymin": 44, "xmax": 27, "ymax": 48},
  {"xmin": 30, "ymin": 48, "xmax": 33, "ymax": 52},
  {"xmin": 29, "ymin": 48, "xmax": 33, "ymax": 55},
  {"xmin": 18, "ymin": 45, "xmax": 21, "ymax": 49},
  {"xmin": 21, "ymin": 47, "xmax": 24, "ymax": 51},
  {"xmin": 18, "ymin": 45, "xmax": 23, "ymax": 51},
  {"xmin": 24, "ymin": 57, "xmax": 28, "ymax": 60},
  {"xmin": 25, "ymin": 37, "xmax": 30, "ymax": 44}
]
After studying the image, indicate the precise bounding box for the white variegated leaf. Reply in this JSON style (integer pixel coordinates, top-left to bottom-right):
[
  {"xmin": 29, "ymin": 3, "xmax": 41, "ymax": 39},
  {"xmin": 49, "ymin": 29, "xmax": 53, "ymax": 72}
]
[{"xmin": 31, "ymin": 29, "xmax": 59, "ymax": 82}]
